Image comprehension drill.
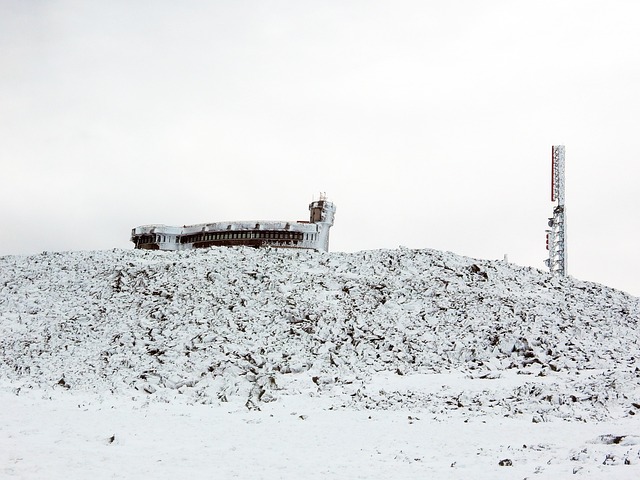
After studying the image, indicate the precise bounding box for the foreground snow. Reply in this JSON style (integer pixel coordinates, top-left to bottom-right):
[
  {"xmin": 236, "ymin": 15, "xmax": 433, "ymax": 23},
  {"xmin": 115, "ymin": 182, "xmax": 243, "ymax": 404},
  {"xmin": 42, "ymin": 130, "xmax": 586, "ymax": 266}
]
[
  {"xmin": 3, "ymin": 387, "xmax": 640, "ymax": 479},
  {"xmin": 1, "ymin": 247, "xmax": 639, "ymax": 478}
]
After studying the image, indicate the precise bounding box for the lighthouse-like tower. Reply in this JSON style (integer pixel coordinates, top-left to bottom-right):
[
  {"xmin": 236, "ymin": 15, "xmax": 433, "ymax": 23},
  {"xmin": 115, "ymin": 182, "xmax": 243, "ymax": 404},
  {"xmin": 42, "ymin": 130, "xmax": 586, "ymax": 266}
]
[
  {"xmin": 545, "ymin": 145, "xmax": 568, "ymax": 276},
  {"xmin": 309, "ymin": 192, "xmax": 336, "ymax": 253}
]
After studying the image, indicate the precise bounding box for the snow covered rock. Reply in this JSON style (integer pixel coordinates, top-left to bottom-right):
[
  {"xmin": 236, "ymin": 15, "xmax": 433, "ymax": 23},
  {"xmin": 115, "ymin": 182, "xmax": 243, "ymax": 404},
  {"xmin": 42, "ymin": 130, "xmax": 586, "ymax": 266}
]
[{"xmin": 1, "ymin": 247, "xmax": 638, "ymax": 419}]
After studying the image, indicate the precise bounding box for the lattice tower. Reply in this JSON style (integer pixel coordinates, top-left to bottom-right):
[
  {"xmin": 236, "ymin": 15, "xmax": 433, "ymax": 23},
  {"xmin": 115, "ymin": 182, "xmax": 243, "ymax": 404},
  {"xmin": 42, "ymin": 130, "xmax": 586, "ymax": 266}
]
[{"xmin": 545, "ymin": 145, "xmax": 567, "ymax": 276}]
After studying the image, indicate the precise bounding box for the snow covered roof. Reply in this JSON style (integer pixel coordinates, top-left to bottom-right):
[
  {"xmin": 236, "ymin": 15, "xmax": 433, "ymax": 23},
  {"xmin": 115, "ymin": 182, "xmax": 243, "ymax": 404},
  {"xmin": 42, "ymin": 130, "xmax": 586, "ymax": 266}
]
[{"xmin": 132, "ymin": 220, "xmax": 319, "ymax": 236}]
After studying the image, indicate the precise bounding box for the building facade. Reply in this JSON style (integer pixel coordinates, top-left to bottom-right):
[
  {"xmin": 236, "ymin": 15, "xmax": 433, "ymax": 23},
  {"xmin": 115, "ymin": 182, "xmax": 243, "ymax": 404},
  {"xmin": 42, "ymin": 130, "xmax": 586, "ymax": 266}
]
[{"xmin": 131, "ymin": 196, "xmax": 336, "ymax": 253}]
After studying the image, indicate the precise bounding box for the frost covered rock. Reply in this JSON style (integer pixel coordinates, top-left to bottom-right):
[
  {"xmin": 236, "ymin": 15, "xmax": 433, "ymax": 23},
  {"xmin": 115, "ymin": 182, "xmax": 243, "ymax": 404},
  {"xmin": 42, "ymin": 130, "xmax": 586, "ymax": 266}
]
[{"xmin": 0, "ymin": 247, "xmax": 638, "ymax": 418}]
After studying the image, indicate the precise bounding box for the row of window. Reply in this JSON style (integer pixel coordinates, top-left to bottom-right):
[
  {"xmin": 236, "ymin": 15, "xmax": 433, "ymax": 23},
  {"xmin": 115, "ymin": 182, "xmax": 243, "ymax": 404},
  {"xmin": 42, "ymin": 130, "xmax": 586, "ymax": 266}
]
[
  {"xmin": 135, "ymin": 230, "xmax": 318, "ymax": 245},
  {"xmin": 135, "ymin": 234, "xmax": 172, "ymax": 245},
  {"xmin": 181, "ymin": 230, "xmax": 312, "ymax": 244}
]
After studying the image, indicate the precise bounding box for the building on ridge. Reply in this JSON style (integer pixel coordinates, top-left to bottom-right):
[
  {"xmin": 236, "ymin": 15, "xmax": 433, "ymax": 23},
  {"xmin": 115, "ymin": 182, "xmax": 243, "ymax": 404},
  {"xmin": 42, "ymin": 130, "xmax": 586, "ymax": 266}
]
[{"xmin": 130, "ymin": 194, "xmax": 336, "ymax": 252}]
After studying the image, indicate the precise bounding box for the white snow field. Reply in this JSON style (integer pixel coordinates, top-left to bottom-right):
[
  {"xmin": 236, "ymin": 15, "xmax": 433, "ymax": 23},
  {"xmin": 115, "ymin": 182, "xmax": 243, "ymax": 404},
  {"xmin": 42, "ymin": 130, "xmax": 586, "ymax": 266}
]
[{"xmin": 1, "ymin": 247, "xmax": 639, "ymax": 479}]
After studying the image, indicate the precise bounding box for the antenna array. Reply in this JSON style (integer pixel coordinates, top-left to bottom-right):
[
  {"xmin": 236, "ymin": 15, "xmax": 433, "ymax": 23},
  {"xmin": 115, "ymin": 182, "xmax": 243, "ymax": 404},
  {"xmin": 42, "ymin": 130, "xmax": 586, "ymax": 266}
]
[{"xmin": 545, "ymin": 145, "xmax": 567, "ymax": 276}]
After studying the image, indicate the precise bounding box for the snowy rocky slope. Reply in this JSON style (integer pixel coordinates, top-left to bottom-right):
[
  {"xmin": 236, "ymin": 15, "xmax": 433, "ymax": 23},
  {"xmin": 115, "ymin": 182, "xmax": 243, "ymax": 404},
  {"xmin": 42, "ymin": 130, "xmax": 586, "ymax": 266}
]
[{"xmin": 1, "ymin": 247, "xmax": 639, "ymax": 422}]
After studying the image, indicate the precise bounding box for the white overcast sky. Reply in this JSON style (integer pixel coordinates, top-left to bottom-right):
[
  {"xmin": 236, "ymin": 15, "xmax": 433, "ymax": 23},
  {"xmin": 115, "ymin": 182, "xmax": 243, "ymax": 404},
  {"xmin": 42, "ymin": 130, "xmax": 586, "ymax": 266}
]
[{"xmin": 1, "ymin": 0, "xmax": 639, "ymax": 296}]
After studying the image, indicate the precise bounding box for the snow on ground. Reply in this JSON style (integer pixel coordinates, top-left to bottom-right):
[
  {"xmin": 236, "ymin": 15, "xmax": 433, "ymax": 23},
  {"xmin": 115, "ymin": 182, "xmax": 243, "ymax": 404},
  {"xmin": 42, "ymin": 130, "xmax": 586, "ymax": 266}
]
[
  {"xmin": 1, "ymin": 246, "xmax": 639, "ymax": 478},
  {"xmin": 2, "ymin": 388, "xmax": 640, "ymax": 480}
]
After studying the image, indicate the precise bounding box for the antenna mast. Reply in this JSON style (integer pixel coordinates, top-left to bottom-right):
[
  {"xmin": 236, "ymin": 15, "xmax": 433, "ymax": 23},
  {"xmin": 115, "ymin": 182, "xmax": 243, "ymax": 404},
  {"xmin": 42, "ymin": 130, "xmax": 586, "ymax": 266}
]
[{"xmin": 545, "ymin": 145, "xmax": 567, "ymax": 276}]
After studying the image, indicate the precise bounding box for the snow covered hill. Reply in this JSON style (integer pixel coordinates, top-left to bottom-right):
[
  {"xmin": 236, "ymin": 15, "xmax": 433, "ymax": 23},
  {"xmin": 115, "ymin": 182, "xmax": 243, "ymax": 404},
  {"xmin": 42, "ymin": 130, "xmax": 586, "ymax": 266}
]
[
  {"xmin": 3, "ymin": 246, "xmax": 640, "ymax": 478},
  {"xmin": 2, "ymin": 246, "xmax": 639, "ymax": 422}
]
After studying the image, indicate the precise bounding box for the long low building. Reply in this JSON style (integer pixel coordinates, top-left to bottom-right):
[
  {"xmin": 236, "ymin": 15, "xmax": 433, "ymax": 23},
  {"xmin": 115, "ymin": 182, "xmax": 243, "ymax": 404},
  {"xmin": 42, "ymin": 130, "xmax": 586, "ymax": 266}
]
[{"xmin": 130, "ymin": 196, "xmax": 336, "ymax": 252}]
